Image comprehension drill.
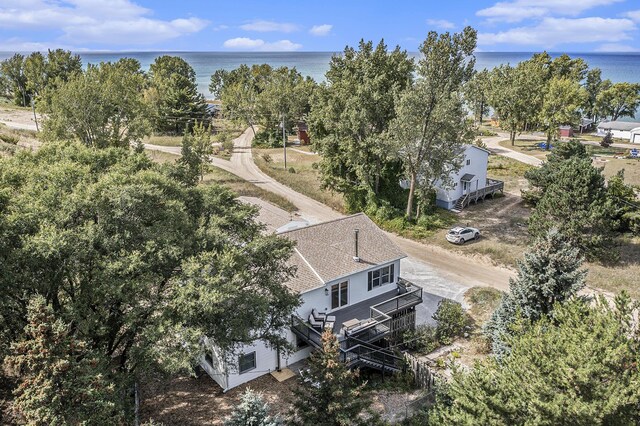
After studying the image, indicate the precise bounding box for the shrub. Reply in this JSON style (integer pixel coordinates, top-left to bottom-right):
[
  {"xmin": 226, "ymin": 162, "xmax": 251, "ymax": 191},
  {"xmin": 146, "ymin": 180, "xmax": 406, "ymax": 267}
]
[
  {"xmin": 222, "ymin": 139, "xmax": 234, "ymax": 152},
  {"xmin": 432, "ymin": 300, "xmax": 468, "ymax": 345},
  {"xmin": 404, "ymin": 324, "xmax": 439, "ymax": 354},
  {"xmin": 288, "ymin": 167, "xmax": 296, "ymax": 174},
  {"xmin": 311, "ymin": 161, "xmax": 319, "ymax": 170},
  {"xmin": 261, "ymin": 153, "xmax": 273, "ymax": 163},
  {"xmin": 600, "ymin": 131, "xmax": 613, "ymax": 148}
]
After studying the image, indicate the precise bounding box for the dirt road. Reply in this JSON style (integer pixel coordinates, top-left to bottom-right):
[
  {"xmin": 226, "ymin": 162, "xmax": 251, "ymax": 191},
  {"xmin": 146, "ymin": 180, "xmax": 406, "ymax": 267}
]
[
  {"xmin": 148, "ymin": 128, "xmax": 513, "ymax": 292},
  {"xmin": 482, "ymin": 133, "xmax": 543, "ymax": 167}
]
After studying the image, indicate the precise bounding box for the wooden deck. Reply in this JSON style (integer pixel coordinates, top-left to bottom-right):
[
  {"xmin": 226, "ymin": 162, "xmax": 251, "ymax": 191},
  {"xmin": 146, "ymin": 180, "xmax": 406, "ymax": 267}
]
[{"xmin": 454, "ymin": 178, "xmax": 504, "ymax": 211}]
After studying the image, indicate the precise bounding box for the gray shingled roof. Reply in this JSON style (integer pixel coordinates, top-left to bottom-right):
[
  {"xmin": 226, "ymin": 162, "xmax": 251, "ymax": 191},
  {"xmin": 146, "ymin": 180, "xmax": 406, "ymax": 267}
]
[
  {"xmin": 597, "ymin": 121, "xmax": 640, "ymax": 131},
  {"xmin": 280, "ymin": 213, "xmax": 406, "ymax": 293}
]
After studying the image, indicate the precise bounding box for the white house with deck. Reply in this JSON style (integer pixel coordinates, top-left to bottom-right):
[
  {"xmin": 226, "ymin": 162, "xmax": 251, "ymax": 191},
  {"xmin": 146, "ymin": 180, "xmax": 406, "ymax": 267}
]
[
  {"xmin": 200, "ymin": 213, "xmax": 423, "ymax": 391},
  {"xmin": 434, "ymin": 144, "xmax": 503, "ymax": 211}
]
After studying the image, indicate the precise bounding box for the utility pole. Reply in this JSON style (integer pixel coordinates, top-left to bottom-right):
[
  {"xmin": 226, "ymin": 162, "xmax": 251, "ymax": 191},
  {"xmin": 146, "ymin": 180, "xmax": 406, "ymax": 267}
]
[
  {"xmin": 282, "ymin": 112, "xmax": 287, "ymax": 170},
  {"xmin": 31, "ymin": 97, "xmax": 39, "ymax": 132}
]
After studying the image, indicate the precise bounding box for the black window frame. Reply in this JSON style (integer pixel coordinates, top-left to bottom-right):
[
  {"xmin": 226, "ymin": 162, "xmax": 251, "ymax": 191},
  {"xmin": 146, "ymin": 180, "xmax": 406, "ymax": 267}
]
[
  {"xmin": 466, "ymin": 159, "xmax": 471, "ymax": 166},
  {"xmin": 368, "ymin": 264, "xmax": 395, "ymax": 291},
  {"xmin": 331, "ymin": 280, "xmax": 349, "ymax": 309},
  {"xmin": 238, "ymin": 351, "xmax": 256, "ymax": 374}
]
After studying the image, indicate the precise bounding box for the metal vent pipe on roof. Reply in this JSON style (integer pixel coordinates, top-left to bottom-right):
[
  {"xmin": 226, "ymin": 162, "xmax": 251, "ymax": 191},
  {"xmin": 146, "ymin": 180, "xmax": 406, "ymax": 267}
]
[{"xmin": 353, "ymin": 229, "xmax": 360, "ymax": 262}]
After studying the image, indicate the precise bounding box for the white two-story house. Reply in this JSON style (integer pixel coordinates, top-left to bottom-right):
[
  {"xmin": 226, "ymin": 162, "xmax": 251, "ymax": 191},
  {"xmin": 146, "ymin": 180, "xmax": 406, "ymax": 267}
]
[
  {"xmin": 434, "ymin": 144, "xmax": 503, "ymax": 211},
  {"xmin": 200, "ymin": 213, "xmax": 423, "ymax": 392}
]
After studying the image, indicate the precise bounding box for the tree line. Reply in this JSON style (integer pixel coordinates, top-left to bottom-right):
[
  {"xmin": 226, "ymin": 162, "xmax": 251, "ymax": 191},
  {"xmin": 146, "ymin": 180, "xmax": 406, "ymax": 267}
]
[{"xmin": 0, "ymin": 51, "xmax": 209, "ymax": 141}]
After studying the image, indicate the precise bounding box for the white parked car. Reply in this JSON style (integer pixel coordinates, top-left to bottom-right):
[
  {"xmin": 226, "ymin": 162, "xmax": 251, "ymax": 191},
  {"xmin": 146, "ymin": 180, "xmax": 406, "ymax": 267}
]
[{"xmin": 446, "ymin": 226, "xmax": 480, "ymax": 244}]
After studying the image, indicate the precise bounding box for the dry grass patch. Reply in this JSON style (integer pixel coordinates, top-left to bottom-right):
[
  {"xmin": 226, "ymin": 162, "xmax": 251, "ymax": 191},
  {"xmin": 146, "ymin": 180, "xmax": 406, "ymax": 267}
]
[
  {"xmin": 599, "ymin": 157, "xmax": 640, "ymax": 186},
  {"xmin": 144, "ymin": 135, "xmax": 183, "ymax": 147},
  {"xmin": 202, "ymin": 167, "xmax": 297, "ymax": 213},
  {"xmin": 144, "ymin": 149, "xmax": 181, "ymax": 164},
  {"xmin": 140, "ymin": 372, "xmax": 298, "ymax": 426},
  {"xmin": 254, "ymin": 147, "xmax": 345, "ymax": 212},
  {"xmin": 498, "ymin": 138, "xmax": 551, "ymax": 161},
  {"xmin": 487, "ymin": 154, "xmax": 534, "ymax": 194}
]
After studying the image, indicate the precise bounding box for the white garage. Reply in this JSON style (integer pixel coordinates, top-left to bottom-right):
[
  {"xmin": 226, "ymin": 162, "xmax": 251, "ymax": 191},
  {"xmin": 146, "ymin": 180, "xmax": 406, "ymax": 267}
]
[{"xmin": 597, "ymin": 120, "xmax": 640, "ymax": 142}]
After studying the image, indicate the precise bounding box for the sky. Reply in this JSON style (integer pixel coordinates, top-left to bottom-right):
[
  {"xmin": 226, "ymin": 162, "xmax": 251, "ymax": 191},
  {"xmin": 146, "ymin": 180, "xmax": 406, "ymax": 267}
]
[{"xmin": 1, "ymin": 0, "xmax": 639, "ymax": 53}]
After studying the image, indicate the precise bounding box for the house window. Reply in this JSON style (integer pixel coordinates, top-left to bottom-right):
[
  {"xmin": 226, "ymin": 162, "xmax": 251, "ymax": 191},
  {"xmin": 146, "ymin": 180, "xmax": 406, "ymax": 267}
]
[
  {"xmin": 466, "ymin": 159, "xmax": 471, "ymax": 166},
  {"xmin": 238, "ymin": 352, "xmax": 256, "ymax": 374},
  {"xmin": 462, "ymin": 181, "xmax": 469, "ymax": 191},
  {"xmin": 331, "ymin": 281, "xmax": 348, "ymax": 309},
  {"xmin": 368, "ymin": 264, "xmax": 395, "ymax": 291}
]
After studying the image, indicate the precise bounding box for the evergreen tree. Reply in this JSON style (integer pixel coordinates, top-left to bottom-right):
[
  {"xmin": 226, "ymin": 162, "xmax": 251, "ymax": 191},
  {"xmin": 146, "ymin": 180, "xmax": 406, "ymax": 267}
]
[
  {"xmin": 224, "ymin": 388, "xmax": 281, "ymax": 426},
  {"xmin": 528, "ymin": 158, "xmax": 617, "ymax": 260},
  {"xmin": 432, "ymin": 296, "xmax": 640, "ymax": 425},
  {"xmin": 149, "ymin": 55, "xmax": 208, "ymax": 134},
  {"xmin": 485, "ymin": 229, "xmax": 586, "ymax": 355},
  {"xmin": 290, "ymin": 330, "xmax": 370, "ymax": 426},
  {"xmin": 4, "ymin": 296, "xmax": 122, "ymax": 424}
]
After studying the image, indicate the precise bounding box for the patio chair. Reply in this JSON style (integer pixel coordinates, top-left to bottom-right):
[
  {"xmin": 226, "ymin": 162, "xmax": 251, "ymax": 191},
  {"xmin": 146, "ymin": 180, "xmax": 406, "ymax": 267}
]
[
  {"xmin": 308, "ymin": 313, "xmax": 324, "ymax": 330},
  {"xmin": 312, "ymin": 308, "xmax": 336, "ymax": 324}
]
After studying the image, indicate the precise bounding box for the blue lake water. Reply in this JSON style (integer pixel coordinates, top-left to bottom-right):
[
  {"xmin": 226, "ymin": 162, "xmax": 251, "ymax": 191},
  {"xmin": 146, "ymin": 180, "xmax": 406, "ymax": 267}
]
[{"xmin": 1, "ymin": 50, "xmax": 639, "ymax": 117}]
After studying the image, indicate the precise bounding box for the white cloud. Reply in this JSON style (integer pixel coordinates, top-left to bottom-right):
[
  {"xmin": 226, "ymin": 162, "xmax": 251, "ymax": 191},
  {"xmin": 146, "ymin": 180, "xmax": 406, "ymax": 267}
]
[
  {"xmin": 478, "ymin": 17, "xmax": 636, "ymax": 47},
  {"xmin": 309, "ymin": 24, "xmax": 333, "ymax": 36},
  {"xmin": 426, "ymin": 19, "xmax": 455, "ymax": 29},
  {"xmin": 477, "ymin": 0, "xmax": 624, "ymax": 23},
  {"xmin": 0, "ymin": 0, "xmax": 208, "ymax": 46},
  {"xmin": 223, "ymin": 37, "xmax": 302, "ymax": 51},
  {"xmin": 594, "ymin": 43, "xmax": 640, "ymax": 52},
  {"xmin": 239, "ymin": 20, "xmax": 299, "ymax": 33},
  {"xmin": 624, "ymin": 10, "xmax": 640, "ymax": 22}
]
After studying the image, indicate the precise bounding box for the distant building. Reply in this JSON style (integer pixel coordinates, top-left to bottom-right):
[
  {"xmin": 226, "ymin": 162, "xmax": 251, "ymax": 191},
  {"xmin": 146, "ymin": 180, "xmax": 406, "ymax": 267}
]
[
  {"xmin": 597, "ymin": 120, "xmax": 640, "ymax": 143},
  {"xmin": 297, "ymin": 122, "xmax": 310, "ymax": 145},
  {"xmin": 559, "ymin": 125, "xmax": 574, "ymax": 138}
]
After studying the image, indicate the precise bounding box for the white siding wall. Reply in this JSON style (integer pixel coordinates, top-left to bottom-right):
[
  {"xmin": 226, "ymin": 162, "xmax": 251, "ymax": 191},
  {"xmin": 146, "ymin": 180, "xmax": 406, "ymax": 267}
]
[
  {"xmin": 435, "ymin": 146, "xmax": 489, "ymax": 206},
  {"xmin": 199, "ymin": 337, "xmax": 228, "ymax": 391},
  {"xmin": 295, "ymin": 259, "xmax": 402, "ymax": 318},
  {"xmin": 209, "ymin": 258, "xmax": 403, "ymax": 391}
]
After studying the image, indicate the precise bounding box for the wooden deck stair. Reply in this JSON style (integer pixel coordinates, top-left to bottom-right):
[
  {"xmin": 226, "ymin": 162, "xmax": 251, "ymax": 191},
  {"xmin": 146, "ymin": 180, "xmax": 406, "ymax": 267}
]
[{"xmin": 453, "ymin": 178, "xmax": 504, "ymax": 212}]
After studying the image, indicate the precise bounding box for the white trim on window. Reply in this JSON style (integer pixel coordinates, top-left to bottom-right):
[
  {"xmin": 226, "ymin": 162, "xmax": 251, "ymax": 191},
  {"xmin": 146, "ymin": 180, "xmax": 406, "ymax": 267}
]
[{"xmin": 238, "ymin": 351, "xmax": 256, "ymax": 374}]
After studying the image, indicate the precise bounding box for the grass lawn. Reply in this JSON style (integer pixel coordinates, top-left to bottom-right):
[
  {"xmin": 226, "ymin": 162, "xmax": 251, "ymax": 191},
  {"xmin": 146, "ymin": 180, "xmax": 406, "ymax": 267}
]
[
  {"xmin": 487, "ymin": 154, "xmax": 535, "ymax": 194},
  {"xmin": 253, "ymin": 147, "xmax": 346, "ymax": 212},
  {"xmin": 498, "ymin": 138, "xmax": 551, "ymax": 161},
  {"xmin": 144, "ymin": 134, "xmax": 183, "ymax": 147},
  {"xmin": 202, "ymin": 167, "xmax": 297, "ymax": 212},
  {"xmin": 598, "ymin": 157, "xmax": 640, "ymax": 186}
]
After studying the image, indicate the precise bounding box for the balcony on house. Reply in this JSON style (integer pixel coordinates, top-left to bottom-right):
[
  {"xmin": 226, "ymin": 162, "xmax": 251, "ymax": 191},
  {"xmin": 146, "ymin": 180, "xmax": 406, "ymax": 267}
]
[{"xmin": 291, "ymin": 278, "xmax": 423, "ymax": 349}]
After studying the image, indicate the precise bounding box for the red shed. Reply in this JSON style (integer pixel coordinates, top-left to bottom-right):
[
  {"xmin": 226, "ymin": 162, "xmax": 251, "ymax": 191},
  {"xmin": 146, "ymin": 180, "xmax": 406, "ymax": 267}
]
[
  {"xmin": 297, "ymin": 122, "xmax": 310, "ymax": 145},
  {"xmin": 559, "ymin": 125, "xmax": 574, "ymax": 138}
]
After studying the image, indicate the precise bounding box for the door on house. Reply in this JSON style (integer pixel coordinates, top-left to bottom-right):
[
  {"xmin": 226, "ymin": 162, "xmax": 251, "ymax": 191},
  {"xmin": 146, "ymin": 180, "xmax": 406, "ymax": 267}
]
[
  {"xmin": 462, "ymin": 181, "xmax": 469, "ymax": 193},
  {"xmin": 331, "ymin": 281, "xmax": 348, "ymax": 309}
]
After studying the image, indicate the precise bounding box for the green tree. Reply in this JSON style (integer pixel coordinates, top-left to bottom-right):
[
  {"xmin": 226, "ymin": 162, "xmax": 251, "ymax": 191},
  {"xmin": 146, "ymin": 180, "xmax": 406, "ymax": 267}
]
[
  {"xmin": 4, "ymin": 296, "xmax": 123, "ymax": 424},
  {"xmin": 488, "ymin": 56, "xmax": 547, "ymax": 145},
  {"xmin": 464, "ymin": 68, "xmax": 491, "ymax": 125},
  {"xmin": 549, "ymin": 53, "xmax": 588, "ymax": 82},
  {"xmin": 485, "ymin": 229, "xmax": 586, "ymax": 355},
  {"xmin": 539, "ymin": 77, "xmax": 586, "ymax": 149},
  {"xmin": 225, "ymin": 388, "xmax": 281, "ymax": 426},
  {"xmin": 149, "ymin": 55, "xmax": 208, "ymax": 134},
  {"xmin": 290, "ymin": 330, "xmax": 370, "ymax": 426},
  {"xmin": 210, "ymin": 64, "xmax": 261, "ymax": 136},
  {"xmin": 431, "ymin": 297, "xmax": 640, "ymax": 425},
  {"xmin": 389, "ymin": 27, "xmax": 476, "ymax": 218},
  {"xmin": 528, "ymin": 158, "xmax": 617, "ymax": 260},
  {"xmin": 595, "ymin": 82, "xmax": 640, "ymax": 121},
  {"xmin": 309, "ymin": 39, "xmax": 414, "ymax": 211},
  {"xmin": 606, "ymin": 170, "xmax": 639, "ymax": 233},
  {"xmin": 41, "ymin": 58, "xmax": 150, "ymax": 148},
  {"xmin": 583, "ymin": 68, "xmax": 610, "ymax": 121},
  {"xmin": 0, "ymin": 142, "xmax": 300, "ymax": 417},
  {"xmin": 433, "ymin": 299, "xmax": 469, "ymax": 345},
  {"xmin": 174, "ymin": 121, "xmax": 214, "ymax": 185},
  {"xmin": 0, "ymin": 53, "xmax": 29, "ymax": 106}
]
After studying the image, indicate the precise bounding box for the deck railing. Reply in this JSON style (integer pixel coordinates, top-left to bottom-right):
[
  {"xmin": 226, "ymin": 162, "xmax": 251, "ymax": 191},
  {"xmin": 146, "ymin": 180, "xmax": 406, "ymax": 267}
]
[
  {"xmin": 291, "ymin": 315, "xmax": 324, "ymax": 348},
  {"xmin": 456, "ymin": 178, "xmax": 504, "ymax": 210}
]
